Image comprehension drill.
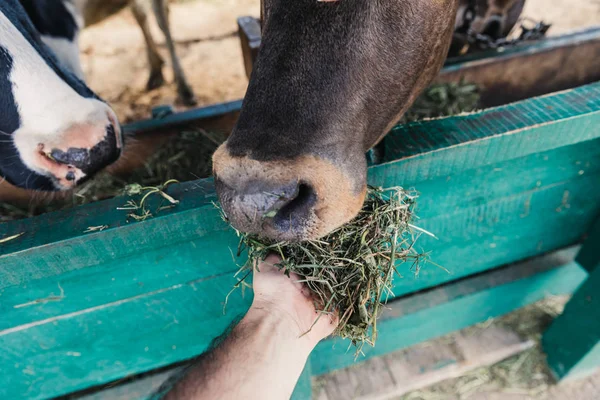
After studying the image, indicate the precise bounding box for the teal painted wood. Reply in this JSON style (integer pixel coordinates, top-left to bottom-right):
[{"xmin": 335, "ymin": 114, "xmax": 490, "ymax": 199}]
[
  {"xmin": 0, "ymin": 180, "xmax": 229, "ymax": 288},
  {"xmin": 311, "ymin": 257, "xmax": 587, "ymax": 376},
  {"xmin": 575, "ymin": 215, "xmax": 600, "ymax": 274},
  {"xmin": 543, "ymin": 265, "xmax": 600, "ymax": 380},
  {"xmin": 0, "ymin": 84, "xmax": 599, "ymax": 398},
  {"xmin": 0, "ymin": 248, "xmax": 579, "ymax": 400},
  {"xmin": 2, "ymin": 83, "xmax": 599, "ymax": 282},
  {"xmin": 122, "ymin": 100, "xmax": 243, "ymax": 136},
  {"xmin": 291, "ymin": 364, "xmax": 313, "ymax": 400},
  {"xmin": 376, "ymin": 81, "xmax": 600, "ymax": 179},
  {"xmin": 2, "ymin": 161, "xmax": 598, "ymax": 339}
]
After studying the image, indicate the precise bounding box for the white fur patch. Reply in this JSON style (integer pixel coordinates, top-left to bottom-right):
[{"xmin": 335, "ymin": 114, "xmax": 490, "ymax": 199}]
[{"xmin": 0, "ymin": 10, "xmax": 117, "ymax": 181}]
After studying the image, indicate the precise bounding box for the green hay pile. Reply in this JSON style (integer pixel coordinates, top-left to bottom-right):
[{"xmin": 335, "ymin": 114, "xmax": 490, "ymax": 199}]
[
  {"xmin": 235, "ymin": 187, "xmax": 429, "ymax": 350},
  {"xmin": 401, "ymin": 81, "xmax": 479, "ymax": 123}
]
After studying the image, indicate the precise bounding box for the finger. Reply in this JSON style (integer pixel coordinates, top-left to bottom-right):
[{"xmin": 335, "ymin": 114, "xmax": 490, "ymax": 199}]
[{"xmin": 254, "ymin": 253, "xmax": 282, "ymax": 273}]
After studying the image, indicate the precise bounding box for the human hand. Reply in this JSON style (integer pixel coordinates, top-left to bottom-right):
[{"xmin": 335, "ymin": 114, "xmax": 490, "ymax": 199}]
[{"xmin": 247, "ymin": 254, "xmax": 338, "ymax": 349}]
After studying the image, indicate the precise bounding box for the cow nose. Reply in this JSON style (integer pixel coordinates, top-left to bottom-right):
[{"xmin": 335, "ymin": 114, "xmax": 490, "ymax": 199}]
[
  {"xmin": 49, "ymin": 124, "xmax": 121, "ymax": 175},
  {"xmin": 35, "ymin": 122, "xmax": 122, "ymax": 189},
  {"xmin": 216, "ymin": 178, "xmax": 318, "ymax": 241}
]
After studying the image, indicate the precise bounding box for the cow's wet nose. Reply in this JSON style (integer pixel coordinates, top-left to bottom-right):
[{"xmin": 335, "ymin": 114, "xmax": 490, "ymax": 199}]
[
  {"xmin": 216, "ymin": 178, "xmax": 318, "ymax": 241},
  {"xmin": 49, "ymin": 124, "xmax": 121, "ymax": 174},
  {"xmin": 36, "ymin": 121, "xmax": 122, "ymax": 189}
]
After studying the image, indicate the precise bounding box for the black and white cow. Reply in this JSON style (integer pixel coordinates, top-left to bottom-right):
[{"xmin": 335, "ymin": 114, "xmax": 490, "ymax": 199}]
[{"xmin": 0, "ymin": 0, "xmax": 121, "ymax": 191}]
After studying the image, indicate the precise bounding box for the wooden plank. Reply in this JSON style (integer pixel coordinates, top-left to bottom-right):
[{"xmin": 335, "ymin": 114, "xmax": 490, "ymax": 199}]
[
  {"xmin": 543, "ymin": 260, "xmax": 600, "ymax": 380},
  {"xmin": 237, "ymin": 16, "xmax": 261, "ymax": 80},
  {"xmin": 2, "ymin": 169, "xmax": 596, "ymax": 333},
  {"xmin": 2, "ymin": 83, "xmax": 599, "ymax": 278},
  {"xmin": 0, "ymin": 248, "xmax": 577, "ymax": 400},
  {"xmin": 378, "ymin": 81, "xmax": 600, "ymax": 168},
  {"xmin": 575, "ymin": 215, "xmax": 600, "ymax": 274},
  {"xmin": 122, "ymin": 100, "xmax": 243, "ymax": 136},
  {"xmin": 315, "ymin": 326, "xmax": 534, "ymax": 400},
  {"xmin": 438, "ymin": 27, "xmax": 600, "ymax": 107},
  {"xmin": 0, "ymin": 179, "xmax": 232, "ymax": 288},
  {"xmin": 310, "ymin": 258, "xmax": 587, "ymax": 376}
]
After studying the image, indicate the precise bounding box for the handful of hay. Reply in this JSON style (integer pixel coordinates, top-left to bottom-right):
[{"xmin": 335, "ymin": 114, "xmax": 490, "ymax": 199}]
[{"xmin": 235, "ymin": 187, "xmax": 427, "ymax": 350}]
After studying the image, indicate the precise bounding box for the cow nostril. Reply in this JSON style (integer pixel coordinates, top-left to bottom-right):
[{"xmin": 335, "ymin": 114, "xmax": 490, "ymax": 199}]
[{"xmin": 269, "ymin": 183, "xmax": 318, "ymax": 232}]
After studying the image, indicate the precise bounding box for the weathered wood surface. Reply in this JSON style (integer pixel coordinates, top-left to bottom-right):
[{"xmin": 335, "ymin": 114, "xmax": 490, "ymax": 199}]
[
  {"xmin": 1, "ymin": 84, "xmax": 599, "ymax": 398},
  {"xmin": 575, "ymin": 216, "xmax": 600, "ymax": 274},
  {"xmin": 543, "ymin": 216, "xmax": 600, "ymax": 381},
  {"xmin": 315, "ymin": 326, "xmax": 534, "ymax": 400},
  {"xmin": 438, "ymin": 27, "xmax": 600, "ymax": 107},
  {"xmin": 119, "ymin": 27, "xmax": 600, "ymax": 137},
  {"xmin": 310, "ymin": 249, "xmax": 585, "ymax": 376},
  {"xmin": 64, "ymin": 248, "xmax": 580, "ymax": 400}
]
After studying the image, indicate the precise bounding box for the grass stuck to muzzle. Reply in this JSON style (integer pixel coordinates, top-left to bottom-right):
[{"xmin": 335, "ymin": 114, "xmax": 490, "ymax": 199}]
[{"xmin": 233, "ymin": 187, "xmax": 429, "ymax": 351}]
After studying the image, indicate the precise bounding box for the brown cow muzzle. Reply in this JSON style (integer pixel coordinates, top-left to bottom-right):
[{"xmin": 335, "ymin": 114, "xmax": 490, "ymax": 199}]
[{"xmin": 212, "ymin": 144, "xmax": 366, "ymax": 241}]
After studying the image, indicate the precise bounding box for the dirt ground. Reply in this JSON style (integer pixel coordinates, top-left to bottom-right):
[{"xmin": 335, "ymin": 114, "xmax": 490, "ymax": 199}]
[{"xmin": 80, "ymin": 0, "xmax": 600, "ymax": 124}]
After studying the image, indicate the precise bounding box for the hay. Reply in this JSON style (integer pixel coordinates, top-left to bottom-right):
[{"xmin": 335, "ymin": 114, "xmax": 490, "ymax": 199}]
[
  {"xmin": 400, "ymin": 296, "xmax": 570, "ymax": 400},
  {"xmin": 233, "ymin": 187, "xmax": 427, "ymax": 350},
  {"xmin": 401, "ymin": 81, "xmax": 479, "ymax": 123}
]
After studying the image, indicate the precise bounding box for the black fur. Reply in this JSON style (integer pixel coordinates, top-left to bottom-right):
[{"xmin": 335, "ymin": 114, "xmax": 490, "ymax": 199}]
[{"xmin": 19, "ymin": 0, "xmax": 78, "ymax": 41}]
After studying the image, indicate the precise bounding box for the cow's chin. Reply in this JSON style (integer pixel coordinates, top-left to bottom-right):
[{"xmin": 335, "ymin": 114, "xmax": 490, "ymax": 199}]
[{"xmin": 212, "ymin": 144, "xmax": 367, "ymax": 241}]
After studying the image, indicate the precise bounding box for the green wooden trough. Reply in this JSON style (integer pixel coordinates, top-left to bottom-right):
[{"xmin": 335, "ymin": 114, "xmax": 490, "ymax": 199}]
[{"xmin": 1, "ymin": 51, "xmax": 600, "ymax": 400}]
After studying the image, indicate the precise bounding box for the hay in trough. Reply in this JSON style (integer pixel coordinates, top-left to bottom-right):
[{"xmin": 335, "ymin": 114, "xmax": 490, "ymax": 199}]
[{"xmin": 233, "ymin": 187, "xmax": 428, "ymax": 350}]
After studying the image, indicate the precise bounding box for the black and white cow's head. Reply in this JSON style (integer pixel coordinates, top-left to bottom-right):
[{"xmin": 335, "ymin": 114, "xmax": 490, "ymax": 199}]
[{"xmin": 0, "ymin": 0, "xmax": 121, "ymax": 191}]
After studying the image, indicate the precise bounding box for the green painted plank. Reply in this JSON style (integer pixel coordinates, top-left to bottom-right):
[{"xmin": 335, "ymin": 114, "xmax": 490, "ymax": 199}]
[
  {"xmin": 0, "ymin": 180, "xmax": 225, "ymax": 288},
  {"xmin": 406, "ymin": 137, "xmax": 600, "ymax": 220},
  {"xmin": 3, "ymin": 170, "xmax": 597, "ymax": 333},
  {"xmin": 575, "ymin": 215, "xmax": 600, "ymax": 273},
  {"xmin": 375, "ymin": 82, "xmax": 600, "ymax": 183},
  {"xmin": 1, "ymin": 248, "xmax": 579, "ymax": 400},
  {"xmin": 0, "ymin": 236, "xmax": 242, "ymax": 330},
  {"xmin": 0, "ymin": 274, "xmax": 252, "ymax": 399},
  {"xmin": 310, "ymin": 259, "xmax": 587, "ymax": 376},
  {"xmin": 392, "ymin": 173, "xmax": 600, "ymax": 298},
  {"xmin": 2, "ymin": 83, "xmax": 599, "ymax": 275},
  {"xmin": 543, "ymin": 266, "xmax": 600, "ymax": 380}
]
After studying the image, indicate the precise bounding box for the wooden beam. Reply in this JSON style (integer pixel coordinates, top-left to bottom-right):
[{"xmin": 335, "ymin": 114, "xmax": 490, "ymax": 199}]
[
  {"xmin": 45, "ymin": 248, "xmax": 582, "ymax": 400},
  {"xmin": 237, "ymin": 16, "xmax": 261, "ymax": 80},
  {"xmin": 316, "ymin": 326, "xmax": 534, "ymax": 400},
  {"xmin": 575, "ymin": 215, "xmax": 600, "ymax": 274},
  {"xmin": 2, "ymin": 83, "xmax": 598, "ymax": 274},
  {"xmin": 310, "ymin": 248, "xmax": 585, "ymax": 375},
  {"xmin": 543, "ymin": 265, "xmax": 600, "ymax": 381},
  {"xmin": 438, "ymin": 27, "xmax": 600, "ymax": 107}
]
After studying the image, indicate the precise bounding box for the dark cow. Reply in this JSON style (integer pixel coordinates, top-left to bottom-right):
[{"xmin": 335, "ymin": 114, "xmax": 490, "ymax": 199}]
[
  {"xmin": 0, "ymin": 0, "xmax": 121, "ymax": 191},
  {"xmin": 213, "ymin": 0, "xmax": 462, "ymax": 241}
]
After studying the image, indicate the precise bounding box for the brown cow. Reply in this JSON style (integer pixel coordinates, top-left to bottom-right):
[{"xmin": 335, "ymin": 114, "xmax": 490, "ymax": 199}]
[{"xmin": 213, "ymin": 0, "xmax": 461, "ymax": 241}]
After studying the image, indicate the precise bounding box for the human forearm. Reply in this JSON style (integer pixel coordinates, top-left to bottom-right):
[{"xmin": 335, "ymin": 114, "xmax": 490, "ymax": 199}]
[{"xmin": 163, "ymin": 307, "xmax": 315, "ymax": 400}]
